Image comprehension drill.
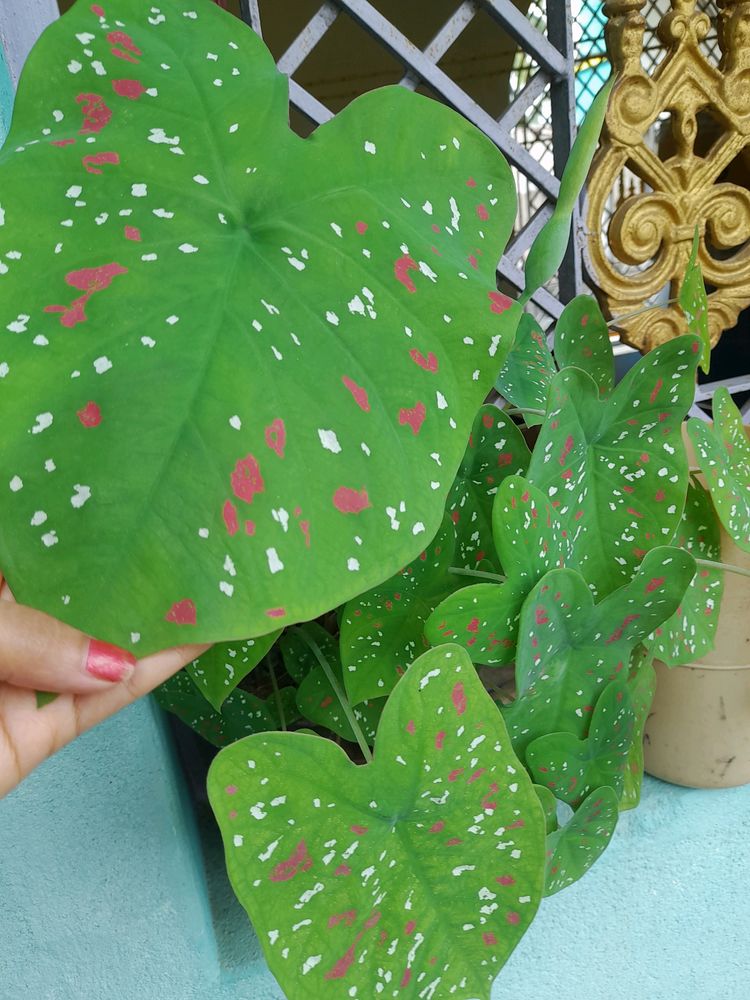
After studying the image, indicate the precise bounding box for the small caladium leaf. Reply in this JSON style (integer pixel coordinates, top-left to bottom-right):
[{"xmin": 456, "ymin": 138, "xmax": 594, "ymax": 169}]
[
  {"xmin": 522, "ymin": 79, "xmax": 613, "ymax": 302},
  {"xmin": 494, "ymin": 313, "xmax": 556, "ymax": 423},
  {"xmin": 679, "ymin": 227, "xmax": 710, "ymax": 374},
  {"xmin": 527, "ymin": 335, "xmax": 701, "ymax": 598},
  {"xmin": 446, "ymin": 405, "xmax": 531, "ymax": 571},
  {"xmin": 0, "ymin": 0, "xmax": 518, "ymax": 655},
  {"xmin": 426, "ymin": 476, "xmax": 574, "ymax": 665},
  {"xmin": 688, "ymin": 388, "xmax": 750, "ymax": 553},
  {"xmin": 647, "ymin": 482, "xmax": 724, "ymax": 666},
  {"xmin": 154, "ymin": 669, "xmax": 284, "ymax": 748},
  {"xmin": 186, "ymin": 631, "xmax": 281, "ymax": 711},
  {"xmin": 553, "ymin": 294, "xmax": 614, "ymax": 396},
  {"xmin": 290, "ymin": 623, "xmax": 384, "ymax": 743},
  {"xmin": 533, "ymin": 784, "xmax": 559, "ymax": 836},
  {"xmin": 544, "ymin": 787, "xmax": 619, "ymax": 897},
  {"xmin": 619, "ymin": 650, "xmax": 656, "ymax": 811},
  {"xmin": 526, "ymin": 679, "xmax": 635, "ymax": 806},
  {"xmin": 340, "ymin": 515, "xmax": 462, "ymax": 704},
  {"xmin": 503, "ymin": 546, "xmax": 696, "ymax": 758},
  {"xmin": 208, "ymin": 644, "xmax": 546, "ymax": 1000}
]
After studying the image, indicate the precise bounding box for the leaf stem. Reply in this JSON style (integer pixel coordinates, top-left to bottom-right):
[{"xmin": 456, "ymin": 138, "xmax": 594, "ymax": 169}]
[
  {"xmin": 695, "ymin": 557, "xmax": 750, "ymax": 580},
  {"xmin": 500, "ymin": 405, "xmax": 546, "ymax": 419},
  {"xmin": 449, "ymin": 567, "xmax": 507, "ymax": 583},
  {"xmin": 294, "ymin": 625, "xmax": 373, "ymax": 764},
  {"xmin": 607, "ymin": 296, "xmax": 680, "ymax": 328},
  {"xmin": 267, "ymin": 649, "xmax": 287, "ymax": 732}
]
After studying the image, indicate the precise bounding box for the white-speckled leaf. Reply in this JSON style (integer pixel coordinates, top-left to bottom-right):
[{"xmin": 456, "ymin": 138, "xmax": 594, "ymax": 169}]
[
  {"xmin": 688, "ymin": 388, "xmax": 750, "ymax": 553},
  {"xmin": 619, "ymin": 650, "xmax": 656, "ymax": 811},
  {"xmin": 544, "ymin": 787, "xmax": 619, "ymax": 896},
  {"xmin": 679, "ymin": 228, "xmax": 710, "ymax": 374},
  {"xmin": 426, "ymin": 476, "xmax": 574, "ymax": 665},
  {"xmin": 187, "ymin": 630, "xmax": 281, "ymax": 711},
  {"xmin": 495, "ymin": 313, "xmax": 556, "ymax": 423},
  {"xmin": 527, "ymin": 336, "xmax": 701, "ymax": 598},
  {"xmin": 446, "ymin": 405, "xmax": 531, "ymax": 572},
  {"xmin": 0, "ymin": 0, "xmax": 518, "ymax": 654},
  {"xmin": 553, "ymin": 294, "xmax": 614, "ymax": 396},
  {"xmin": 340, "ymin": 515, "xmax": 461, "ymax": 705},
  {"xmin": 207, "ymin": 644, "xmax": 546, "ymax": 1000}
]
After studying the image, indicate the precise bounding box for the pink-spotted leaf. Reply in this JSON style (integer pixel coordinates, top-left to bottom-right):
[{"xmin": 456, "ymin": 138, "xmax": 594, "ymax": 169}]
[
  {"xmin": 283, "ymin": 623, "xmax": 384, "ymax": 743},
  {"xmin": 494, "ymin": 313, "xmax": 556, "ymax": 424},
  {"xmin": 503, "ymin": 546, "xmax": 696, "ymax": 759},
  {"xmin": 527, "ymin": 335, "xmax": 701, "ymax": 598},
  {"xmin": 0, "ymin": 0, "xmax": 518, "ymax": 654},
  {"xmin": 207, "ymin": 644, "xmax": 546, "ymax": 1000},
  {"xmin": 187, "ymin": 630, "xmax": 281, "ymax": 711},
  {"xmin": 544, "ymin": 787, "xmax": 619, "ymax": 896},
  {"xmin": 426, "ymin": 476, "xmax": 574, "ymax": 665},
  {"xmin": 154, "ymin": 668, "xmax": 294, "ymax": 748},
  {"xmin": 553, "ymin": 294, "xmax": 614, "ymax": 396},
  {"xmin": 340, "ymin": 515, "xmax": 463, "ymax": 705},
  {"xmin": 688, "ymin": 388, "xmax": 750, "ymax": 553},
  {"xmin": 446, "ymin": 404, "xmax": 531, "ymax": 572},
  {"xmin": 646, "ymin": 481, "xmax": 724, "ymax": 666},
  {"xmin": 526, "ymin": 678, "xmax": 635, "ymax": 806},
  {"xmin": 679, "ymin": 228, "xmax": 710, "ymax": 374}
]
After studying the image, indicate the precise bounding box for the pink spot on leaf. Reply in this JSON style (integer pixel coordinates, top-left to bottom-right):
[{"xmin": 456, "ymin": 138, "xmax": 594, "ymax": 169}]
[
  {"xmin": 398, "ymin": 402, "xmax": 426, "ymax": 435},
  {"xmin": 342, "ymin": 375, "xmax": 370, "ymax": 412},
  {"xmin": 83, "ymin": 151, "xmax": 120, "ymax": 174},
  {"xmin": 223, "ymin": 500, "xmax": 239, "ymax": 536},
  {"xmin": 333, "ymin": 486, "xmax": 371, "ymax": 514},
  {"xmin": 76, "ymin": 93, "xmax": 112, "ymax": 134},
  {"xmin": 165, "ymin": 599, "xmax": 197, "ymax": 625},
  {"xmin": 489, "ymin": 291, "xmax": 512, "ymax": 314},
  {"xmin": 394, "ymin": 254, "xmax": 419, "ymax": 293},
  {"xmin": 269, "ymin": 840, "xmax": 312, "ymax": 882},
  {"xmin": 409, "ymin": 349, "xmax": 438, "ymax": 372},
  {"xmin": 264, "ymin": 418, "xmax": 286, "ymax": 458},
  {"xmin": 476, "ymin": 204, "xmax": 489, "ymax": 220},
  {"xmin": 231, "ymin": 455, "xmax": 265, "ymax": 504},
  {"xmin": 451, "ymin": 681, "xmax": 467, "ymax": 715},
  {"xmin": 124, "ymin": 225, "xmax": 141, "ymax": 242},
  {"xmin": 76, "ymin": 401, "xmax": 101, "ymax": 427},
  {"xmin": 112, "ymin": 78, "xmax": 146, "ymax": 100}
]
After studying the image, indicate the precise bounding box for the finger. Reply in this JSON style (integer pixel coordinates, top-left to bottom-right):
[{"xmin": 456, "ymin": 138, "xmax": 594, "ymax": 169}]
[{"xmin": 0, "ymin": 600, "xmax": 138, "ymax": 695}]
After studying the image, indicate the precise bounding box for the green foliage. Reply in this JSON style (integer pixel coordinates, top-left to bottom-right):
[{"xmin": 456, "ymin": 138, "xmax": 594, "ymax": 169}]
[
  {"xmin": 554, "ymin": 294, "xmax": 614, "ymax": 397},
  {"xmin": 495, "ymin": 314, "xmax": 556, "ymax": 423},
  {"xmin": 679, "ymin": 228, "xmax": 711, "ymax": 374},
  {"xmin": 208, "ymin": 645, "xmax": 546, "ymax": 1000},
  {"xmin": 689, "ymin": 388, "xmax": 750, "ymax": 553},
  {"xmin": 187, "ymin": 632, "xmax": 280, "ymax": 711},
  {"xmin": 544, "ymin": 787, "xmax": 619, "ymax": 896},
  {"xmin": 0, "ymin": 0, "xmax": 518, "ymax": 654}
]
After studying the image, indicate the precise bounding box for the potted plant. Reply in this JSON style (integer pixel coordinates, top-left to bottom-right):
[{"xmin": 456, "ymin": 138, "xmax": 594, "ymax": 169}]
[{"xmin": 0, "ymin": 1, "xmax": 731, "ymax": 998}]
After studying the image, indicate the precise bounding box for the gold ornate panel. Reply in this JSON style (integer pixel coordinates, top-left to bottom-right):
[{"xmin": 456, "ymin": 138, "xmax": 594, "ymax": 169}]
[{"xmin": 585, "ymin": 0, "xmax": 750, "ymax": 352}]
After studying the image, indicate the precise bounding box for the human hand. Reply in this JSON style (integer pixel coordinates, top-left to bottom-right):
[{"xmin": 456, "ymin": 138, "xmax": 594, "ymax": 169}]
[{"xmin": 0, "ymin": 574, "xmax": 209, "ymax": 797}]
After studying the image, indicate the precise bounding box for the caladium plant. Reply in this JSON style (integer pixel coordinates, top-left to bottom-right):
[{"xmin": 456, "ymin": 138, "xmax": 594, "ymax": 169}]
[{"xmin": 4, "ymin": 3, "xmax": 742, "ymax": 1000}]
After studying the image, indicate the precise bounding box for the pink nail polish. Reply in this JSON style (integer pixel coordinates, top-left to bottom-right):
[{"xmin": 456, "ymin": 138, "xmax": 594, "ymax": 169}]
[{"xmin": 85, "ymin": 639, "xmax": 137, "ymax": 683}]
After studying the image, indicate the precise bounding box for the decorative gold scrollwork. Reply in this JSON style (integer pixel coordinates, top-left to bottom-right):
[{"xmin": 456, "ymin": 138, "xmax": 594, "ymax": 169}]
[{"xmin": 585, "ymin": 0, "xmax": 750, "ymax": 353}]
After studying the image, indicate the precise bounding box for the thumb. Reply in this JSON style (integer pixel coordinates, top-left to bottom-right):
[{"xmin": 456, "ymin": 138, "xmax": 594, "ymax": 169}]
[{"xmin": 0, "ymin": 599, "xmax": 137, "ymax": 695}]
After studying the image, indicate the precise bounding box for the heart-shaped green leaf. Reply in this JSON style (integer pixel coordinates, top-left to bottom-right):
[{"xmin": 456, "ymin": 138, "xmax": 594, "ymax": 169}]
[
  {"xmin": 647, "ymin": 481, "xmax": 724, "ymax": 666},
  {"xmin": 533, "ymin": 783, "xmax": 559, "ymax": 836},
  {"xmin": 154, "ymin": 668, "xmax": 287, "ymax": 748},
  {"xmin": 290, "ymin": 623, "xmax": 385, "ymax": 743},
  {"xmin": 495, "ymin": 313, "xmax": 556, "ymax": 423},
  {"xmin": 688, "ymin": 388, "xmax": 750, "ymax": 553},
  {"xmin": 544, "ymin": 787, "xmax": 619, "ymax": 896},
  {"xmin": 446, "ymin": 405, "xmax": 531, "ymax": 571},
  {"xmin": 0, "ymin": 0, "xmax": 518, "ymax": 654},
  {"xmin": 522, "ymin": 78, "xmax": 613, "ymax": 302},
  {"xmin": 208, "ymin": 644, "xmax": 546, "ymax": 1000},
  {"xmin": 502, "ymin": 546, "xmax": 696, "ymax": 758},
  {"xmin": 526, "ymin": 679, "xmax": 635, "ymax": 806},
  {"xmin": 553, "ymin": 294, "xmax": 614, "ymax": 396},
  {"xmin": 679, "ymin": 227, "xmax": 710, "ymax": 374},
  {"xmin": 187, "ymin": 631, "xmax": 281, "ymax": 711},
  {"xmin": 527, "ymin": 336, "xmax": 701, "ymax": 597},
  {"xmin": 340, "ymin": 515, "xmax": 461, "ymax": 705},
  {"xmin": 426, "ymin": 476, "xmax": 574, "ymax": 665}
]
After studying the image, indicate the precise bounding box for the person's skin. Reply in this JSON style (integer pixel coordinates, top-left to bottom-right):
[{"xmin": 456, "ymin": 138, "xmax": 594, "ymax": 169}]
[{"xmin": 0, "ymin": 573, "xmax": 209, "ymax": 798}]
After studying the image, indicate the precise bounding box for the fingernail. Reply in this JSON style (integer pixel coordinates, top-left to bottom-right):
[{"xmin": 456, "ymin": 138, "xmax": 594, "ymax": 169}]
[{"xmin": 85, "ymin": 639, "xmax": 137, "ymax": 683}]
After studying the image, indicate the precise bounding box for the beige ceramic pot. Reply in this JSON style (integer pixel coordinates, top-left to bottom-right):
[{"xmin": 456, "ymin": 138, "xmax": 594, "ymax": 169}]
[{"xmin": 644, "ymin": 525, "xmax": 750, "ymax": 788}]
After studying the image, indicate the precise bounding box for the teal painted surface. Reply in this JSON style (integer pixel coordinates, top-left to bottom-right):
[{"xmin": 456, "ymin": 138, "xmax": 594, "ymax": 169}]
[
  {"xmin": 1, "ymin": 697, "xmax": 749, "ymax": 999},
  {"xmin": 0, "ymin": 42, "xmax": 13, "ymax": 144}
]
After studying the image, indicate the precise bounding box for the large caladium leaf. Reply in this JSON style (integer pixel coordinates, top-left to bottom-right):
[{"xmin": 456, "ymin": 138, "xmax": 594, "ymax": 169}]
[
  {"xmin": 502, "ymin": 546, "xmax": 696, "ymax": 758},
  {"xmin": 647, "ymin": 482, "xmax": 724, "ymax": 666},
  {"xmin": 426, "ymin": 476, "xmax": 574, "ymax": 665},
  {"xmin": 495, "ymin": 313, "xmax": 556, "ymax": 421},
  {"xmin": 679, "ymin": 228, "xmax": 710, "ymax": 374},
  {"xmin": 526, "ymin": 678, "xmax": 635, "ymax": 806},
  {"xmin": 446, "ymin": 405, "xmax": 531, "ymax": 571},
  {"xmin": 339, "ymin": 515, "xmax": 462, "ymax": 705},
  {"xmin": 527, "ymin": 336, "xmax": 701, "ymax": 597},
  {"xmin": 553, "ymin": 294, "xmax": 614, "ymax": 397},
  {"xmin": 285, "ymin": 624, "xmax": 385, "ymax": 743},
  {"xmin": 186, "ymin": 631, "xmax": 280, "ymax": 711},
  {"xmin": 154, "ymin": 668, "xmax": 289, "ymax": 748},
  {"xmin": 0, "ymin": 0, "xmax": 518, "ymax": 654},
  {"xmin": 688, "ymin": 388, "xmax": 750, "ymax": 553},
  {"xmin": 544, "ymin": 787, "xmax": 619, "ymax": 897},
  {"xmin": 208, "ymin": 644, "xmax": 546, "ymax": 1000}
]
